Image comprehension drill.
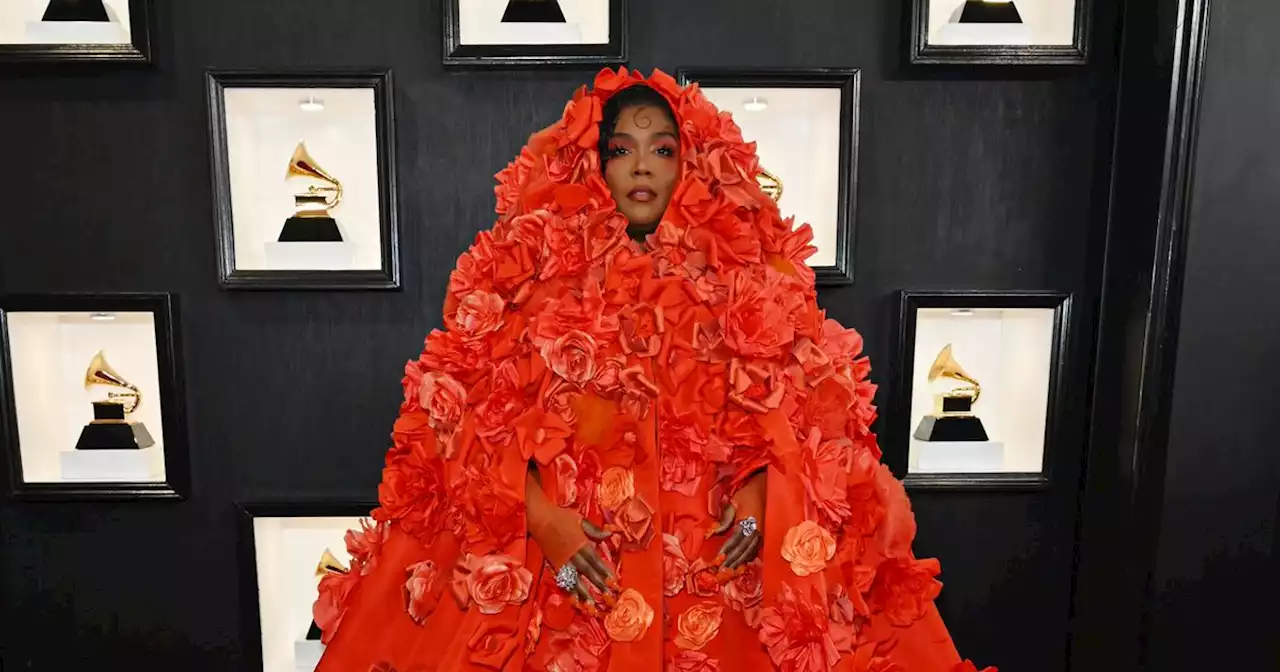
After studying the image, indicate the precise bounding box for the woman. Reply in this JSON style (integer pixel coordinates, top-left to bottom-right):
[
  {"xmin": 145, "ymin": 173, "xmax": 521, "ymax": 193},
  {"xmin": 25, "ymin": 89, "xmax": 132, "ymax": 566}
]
[{"xmin": 312, "ymin": 68, "xmax": 995, "ymax": 672}]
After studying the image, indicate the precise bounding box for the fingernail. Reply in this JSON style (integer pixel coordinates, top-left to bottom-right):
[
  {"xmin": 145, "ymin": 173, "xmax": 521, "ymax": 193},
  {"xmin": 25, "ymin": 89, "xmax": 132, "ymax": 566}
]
[
  {"xmin": 715, "ymin": 554, "xmax": 727, "ymax": 565},
  {"xmin": 735, "ymin": 566, "xmax": 747, "ymax": 576},
  {"xmin": 603, "ymin": 593, "xmax": 617, "ymax": 607},
  {"xmin": 607, "ymin": 579, "xmax": 621, "ymax": 591}
]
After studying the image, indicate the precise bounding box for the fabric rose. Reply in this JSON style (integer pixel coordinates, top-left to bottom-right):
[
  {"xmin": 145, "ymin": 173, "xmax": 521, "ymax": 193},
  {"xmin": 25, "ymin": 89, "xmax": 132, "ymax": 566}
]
[
  {"xmin": 454, "ymin": 289, "xmax": 505, "ymax": 338},
  {"xmin": 668, "ymin": 652, "xmax": 720, "ymax": 672},
  {"xmin": 418, "ymin": 371, "xmax": 466, "ymax": 434},
  {"xmin": 542, "ymin": 329, "xmax": 599, "ymax": 385},
  {"xmin": 452, "ymin": 553, "xmax": 533, "ymax": 615},
  {"xmin": 757, "ymin": 585, "xmax": 841, "ymax": 672},
  {"xmin": 727, "ymin": 358, "xmax": 785, "ymax": 413},
  {"xmin": 720, "ymin": 267, "xmax": 803, "ymax": 359},
  {"xmin": 403, "ymin": 560, "xmax": 440, "ymax": 624},
  {"xmin": 870, "ymin": 557, "xmax": 943, "ymax": 626},
  {"xmin": 467, "ymin": 619, "xmax": 522, "ymax": 670},
  {"xmin": 604, "ymin": 588, "xmax": 654, "ymax": 642},
  {"xmin": 685, "ymin": 559, "xmax": 721, "ymax": 598},
  {"xmin": 781, "ymin": 520, "xmax": 837, "ymax": 577},
  {"xmin": 722, "ymin": 559, "xmax": 763, "ymax": 613},
  {"xmin": 373, "ymin": 445, "xmax": 447, "ymax": 542},
  {"xmin": 597, "ymin": 467, "xmax": 635, "ymax": 512},
  {"xmin": 801, "ymin": 431, "xmax": 853, "ymax": 528},
  {"xmin": 616, "ymin": 495, "xmax": 656, "ymax": 550},
  {"xmin": 345, "ymin": 518, "xmax": 389, "ymax": 575},
  {"xmin": 313, "ymin": 569, "xmax": 360, "ymax": 644},
  {"xmin": 618, "ymin": 303, "xmax": 664, "ymax": 357},
  {"xmin": 674, "ymin": 602, "xmax": 723, "ymax": 651},
  {"xmin": 663, "ymin": 533, "xmax": 689, "ymax": 597}
]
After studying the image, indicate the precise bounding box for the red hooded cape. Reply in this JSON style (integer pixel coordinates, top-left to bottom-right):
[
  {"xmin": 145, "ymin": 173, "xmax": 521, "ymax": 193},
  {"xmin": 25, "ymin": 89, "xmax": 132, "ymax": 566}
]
[{"xmin": 311, "ymin": 67, "xmax": 996, "ymax": 672}]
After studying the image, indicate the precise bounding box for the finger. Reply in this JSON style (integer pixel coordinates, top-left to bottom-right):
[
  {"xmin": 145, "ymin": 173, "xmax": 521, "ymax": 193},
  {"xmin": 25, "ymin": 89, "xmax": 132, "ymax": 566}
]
[
  {"xmin": 582, "ymin": 519, "xmax": 613, "ymax": 542},
  {"xmin": 707, "ymin": 503, "xmax": 736, "ymax": 538},
  {"xmin": 726, "ymin": 534, "xmax": 762, "ymax": 570},
  {"xmin": 717, "ymin": 530, "xmax": 745, "ymax": 566},
  {"xmin": 581, "ymin": 546, "xmax": 616, "ymax": 587},
  {"xmin": 572, "ymin": 574, "xmax": 595, "ymax": 609},
  {"xmin": 573, "ymin": 553, "xmax": 609, "ymax": 594}
]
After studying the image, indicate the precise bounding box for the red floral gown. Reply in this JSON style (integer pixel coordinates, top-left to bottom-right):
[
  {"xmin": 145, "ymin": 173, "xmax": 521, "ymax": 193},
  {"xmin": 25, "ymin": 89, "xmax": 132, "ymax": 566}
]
[{"xmin": 311, "ymin": 68, "xmax": 995, "ymax": 672}]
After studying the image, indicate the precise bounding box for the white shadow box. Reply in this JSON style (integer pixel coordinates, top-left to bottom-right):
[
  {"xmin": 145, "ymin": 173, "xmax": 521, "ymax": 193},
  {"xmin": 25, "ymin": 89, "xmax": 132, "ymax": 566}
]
[
  {"xmin": 238, "ymin": 503, "xmax": 375, "ymax": 672},
  {"xmin": 206, "ymin": 70, "xmax": 401, "ymax": 290},
  {"xmin": 0, "ymin": 0, "xmax": 152, "ymax": 63},
  {"xmin": 894, "ymin": 291, "xmax": 1071, "ymax": 489},
  {"xmin": 0, "ymin": 293, "xmax": 189, "ymax": 500},
  {"xmin": 677, "ymin": 68, "xmax": 861, "ymax": 285},
  {"xmin": 443, "ymin": 0, "xmax": 627, "ymax": 67},
  {"xmin": 910, "ymin": 0, "xmax": 1090, "ymax": 65}
]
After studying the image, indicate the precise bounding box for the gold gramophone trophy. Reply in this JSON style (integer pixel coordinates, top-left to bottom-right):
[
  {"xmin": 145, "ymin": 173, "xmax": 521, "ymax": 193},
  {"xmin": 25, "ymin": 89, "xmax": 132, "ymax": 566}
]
[
  {"xmin": 278, "ymin": 141, "xmax": 345, "ymax": 243},
  {"xmin": 42, "ymin": 0, "xmax": 109, "ymax": 22},
  {"xmin": 75, "ymin": 350, "xmax": 155, "ymax": 450},
  {"xmin": 306, "ymin": 548, "xmax": 349, "ymax": 641},
  {"xmin": 501, "ymin": 0, "xmax": 568, "ymax": 23},
  {"xmin": 911, "ymin": 344, "xmax": 991, "ymax": 442},
  {"xmin": 758, "ymin": 167, "xmax": 784, "ymax": 203},
  {"xmin": 958, "ymin": 0, "xmax": 1024, "ymax": 24}
]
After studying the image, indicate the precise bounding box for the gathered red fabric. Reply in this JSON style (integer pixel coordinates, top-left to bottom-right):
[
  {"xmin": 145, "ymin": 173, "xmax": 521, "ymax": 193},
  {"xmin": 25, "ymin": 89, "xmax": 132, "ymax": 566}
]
[{"xmin": 312, "ymin": 67, "xmax": 997, "ymax": 672}]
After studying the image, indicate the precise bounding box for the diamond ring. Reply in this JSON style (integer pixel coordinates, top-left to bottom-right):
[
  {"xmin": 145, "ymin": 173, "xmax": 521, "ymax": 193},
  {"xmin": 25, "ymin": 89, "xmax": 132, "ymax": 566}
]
[
  {"xmin": 739, "ymin": 516, "xmax": 758, "ymax": 538},
  {"xmin": 555, "ymin": 563, "xmax": 580, "ymax": 592}
]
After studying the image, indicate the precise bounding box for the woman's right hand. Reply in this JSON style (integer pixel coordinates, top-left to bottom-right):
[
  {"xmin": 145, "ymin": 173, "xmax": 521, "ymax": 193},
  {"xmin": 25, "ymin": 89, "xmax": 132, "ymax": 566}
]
[{"xmin": 526, "ymin": 473, "xmax": 618, "ymax": 611}]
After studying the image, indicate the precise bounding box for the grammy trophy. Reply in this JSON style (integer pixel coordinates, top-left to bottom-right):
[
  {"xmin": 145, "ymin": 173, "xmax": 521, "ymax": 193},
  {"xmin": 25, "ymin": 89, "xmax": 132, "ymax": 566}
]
[
  {"xmin": 279, "ymin": 141, "xmax": 345, "ymax": 243},
  {"xmin": 75, "ymin": 350, "xmax": 156, "ymax": 450},
  {"xmin": 912, "ymin": 343, "xmax": 990, "ymax": 442}
]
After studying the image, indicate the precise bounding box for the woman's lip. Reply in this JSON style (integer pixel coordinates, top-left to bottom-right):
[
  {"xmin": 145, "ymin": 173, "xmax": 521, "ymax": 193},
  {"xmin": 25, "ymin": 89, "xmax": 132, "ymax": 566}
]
[{"xmin": 628, "ymin": 188, "xmax": 655, "ymax": 202}]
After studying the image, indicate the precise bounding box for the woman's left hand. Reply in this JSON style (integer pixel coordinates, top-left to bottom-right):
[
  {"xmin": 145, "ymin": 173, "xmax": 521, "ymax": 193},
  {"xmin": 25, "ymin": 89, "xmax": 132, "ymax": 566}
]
[{"xmin": 710, "ymin": 471, "xmax": 766, "ymax": 570}]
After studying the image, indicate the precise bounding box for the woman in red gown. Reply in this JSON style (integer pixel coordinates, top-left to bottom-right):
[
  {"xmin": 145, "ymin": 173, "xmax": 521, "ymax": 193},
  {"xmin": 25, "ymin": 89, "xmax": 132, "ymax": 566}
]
[{"xmin": 311, "ymin": 68, "xmax": 996, "ymax": 672}]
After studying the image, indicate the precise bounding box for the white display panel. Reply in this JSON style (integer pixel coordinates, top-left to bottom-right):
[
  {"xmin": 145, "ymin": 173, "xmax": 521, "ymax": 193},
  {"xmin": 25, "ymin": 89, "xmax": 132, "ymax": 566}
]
[
  {"xmin": 699, "ymin": 86, "xmax": 843, "ymax": 269},
  {"xmin": 0, "ymin": 0, "xmax": 131, "ymax": 45},
  {"xmin": 927, "ymin": 0, "xmax": 1076, "ymax": 47},
  {"xmin": 6, "ymin": 310, "xmax": 166, "ymax": 484},
  {"xmin": 907, "ymin": 307, "xmax": 1054, "ymax": 474},
  {"xmin": 252, "ymin": 515, "xmax": 363, "ymax": 672},
  {"xmin": 458, "ymin": 0, "xmax": 610, "ymax": 46},
  {"xmin": 222, "ymin": 87, "xmax": 384, "ymax": 273}
]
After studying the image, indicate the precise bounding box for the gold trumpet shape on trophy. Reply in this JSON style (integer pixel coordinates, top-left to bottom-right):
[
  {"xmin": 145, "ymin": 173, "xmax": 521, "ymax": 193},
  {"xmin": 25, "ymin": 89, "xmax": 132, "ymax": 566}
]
[
  {"xmin": 286, "ymin": 141, "xmax": 343, "ymax": 216},
  {"xmin": 757, "ymin": 167, "xmax": 784, "ymax": 203},
  {"xmin": 278, "ymin": 141, "xmax": 345, "ymax": 242},
  {"xmin": 926, "ymin": 344, "xmax": 982, "ymax": 410},
  {"xmin": 84, "ymin": 350, "xmax": 141, "ymax": 415},
  {"xmin": 315, "ymin": 548, "xmax": 349, "ymax": 577}
]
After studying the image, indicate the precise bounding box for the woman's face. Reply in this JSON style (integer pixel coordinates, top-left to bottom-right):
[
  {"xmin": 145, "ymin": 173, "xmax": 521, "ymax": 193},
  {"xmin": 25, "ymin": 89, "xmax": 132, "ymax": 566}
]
[{"xmin": 604, "ymin": 104, "xmax": 680, "ymax": 231}]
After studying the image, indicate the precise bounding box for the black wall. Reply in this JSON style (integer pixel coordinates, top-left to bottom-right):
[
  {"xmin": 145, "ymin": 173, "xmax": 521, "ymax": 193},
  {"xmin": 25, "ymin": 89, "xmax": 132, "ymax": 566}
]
[
  {"xmin": 0, "ymin": 0, "xmax": 1122, "ymax": 669},
  {"xmin": 1146, "ymin": 0, "xmax": 1280, "ymax": 666}
]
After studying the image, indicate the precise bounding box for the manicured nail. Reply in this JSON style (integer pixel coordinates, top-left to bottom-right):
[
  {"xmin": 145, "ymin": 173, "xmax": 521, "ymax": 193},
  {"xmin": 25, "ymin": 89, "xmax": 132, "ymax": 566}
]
[
  {"xmin": 607, "ymin": 578, "xmax": 622, "ymax": 590},
  {"xmin": 715, "ymin": 554, "xmax": 727, "ymax": 565},
  {"xmin": 603, "ymin": 593, "xmax": 617, "ymax": 607}
]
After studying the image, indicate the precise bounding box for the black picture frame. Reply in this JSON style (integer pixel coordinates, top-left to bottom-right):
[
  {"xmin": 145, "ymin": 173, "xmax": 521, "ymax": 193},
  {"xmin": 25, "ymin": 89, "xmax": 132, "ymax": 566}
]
[
  {"xmin": 204, "ymin": 68, "xmax": 402, "ymax": 291},
  {"xmin": 0, "ymin": 0, "xmax": 153, "ymax": 65},
  {"xmin": 889, "ymin": 290, "xmax": 1072, "ymax": 491},
  {"xmin": 443, "ymin": 0, "xmax": 628, "ymax": 67},
  {"xmin": 675, "ymin": 67, "xmax": 861, "ymax": 286},
  {"xmin": 909, "ymin": 0, "xmax": 1090, "ymax": 66},
  {"xmin": 235, "ymin": 499, "xmax": 379, "ymax": 671},
  {"xmin": 0, "ymin": 292, "xmax": 190, "ymax": 501}
]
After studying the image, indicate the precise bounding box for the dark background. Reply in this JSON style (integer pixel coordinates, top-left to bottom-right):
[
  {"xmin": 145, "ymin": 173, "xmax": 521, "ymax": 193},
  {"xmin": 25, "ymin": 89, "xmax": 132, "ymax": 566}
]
[{"xmin": 1, "ymin": 0, "xmax": 1269, "ymax": 669}]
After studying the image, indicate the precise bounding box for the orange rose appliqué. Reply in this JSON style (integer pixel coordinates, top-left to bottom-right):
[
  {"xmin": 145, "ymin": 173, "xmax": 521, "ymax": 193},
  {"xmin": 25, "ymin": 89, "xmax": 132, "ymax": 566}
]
[
  {"xmin": 597, "ymin": 466, "xmax": 635, "ymax": 511},
  {"xmin": 604, "ymin": 588, "xmax": 654, "ymax": 642},
  {"xmin": 674, "ymin": 602, "xmax": 723, "ymax": 651},
  {"xmin": 781, "ymin": 520, "xmax": 836, "ymax": 577}
]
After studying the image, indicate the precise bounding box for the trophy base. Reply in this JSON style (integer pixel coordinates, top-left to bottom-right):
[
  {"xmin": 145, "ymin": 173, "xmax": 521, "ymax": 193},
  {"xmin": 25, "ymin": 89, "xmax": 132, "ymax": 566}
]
[
  {"xmin": 75, "ymin": 421, "xmax": 155, "ymax": 450},
  {"xmin": 42, "ymin": 1, "xmax": 110, "ymax": 22},
  {"xmin": 60, "ymin": 448, "xmax": 163, "ymax": 481},
  {"xmin": 306, "ymin": 620, "xmax": 323, "ymax": 641},
  {"xmin": 913, "ymin": 414, "xmax": 989, "ymax": 442},
  {"xmin": 502, "ymin": 0, "xmax": 567, "ymax": 23},
  {"xmin": 911, "ymin": 440, "xmax": 1006, "ymax": 473},
  {"xmin": 278, "ymin": 216, "xmax": 343, "ymax": 243},
  {"xmin": 959, "ymin": 0, "xmax": 1023, "ymax": 23},
  {"xmin": 933, "ymin": 22, "xmax": 1034, "ymax": 46},
  {"xmin": 295, "ymin": 638, "xmax": 325, "ymax": 672}
]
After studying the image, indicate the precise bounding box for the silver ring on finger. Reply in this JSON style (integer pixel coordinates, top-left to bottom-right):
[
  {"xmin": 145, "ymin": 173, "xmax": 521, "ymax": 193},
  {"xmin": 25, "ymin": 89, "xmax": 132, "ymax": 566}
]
[
  {"xmin": 738, "ymin": 516, "xmax": 758, "ymax": 538},
  {"xmin": 555, "ymin": 563, "xmax": 580, "ymax": 592}
]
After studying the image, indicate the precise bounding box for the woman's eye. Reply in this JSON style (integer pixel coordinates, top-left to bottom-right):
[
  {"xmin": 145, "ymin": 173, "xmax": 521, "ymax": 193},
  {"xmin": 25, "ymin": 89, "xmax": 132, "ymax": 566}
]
[
  {"xmin": 608, "ymin": 145, "xmax": 630, "ymax": 157},
  {"xmin": 656, "ymin": 146, "xmax": 675, "ymax": 157}
]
